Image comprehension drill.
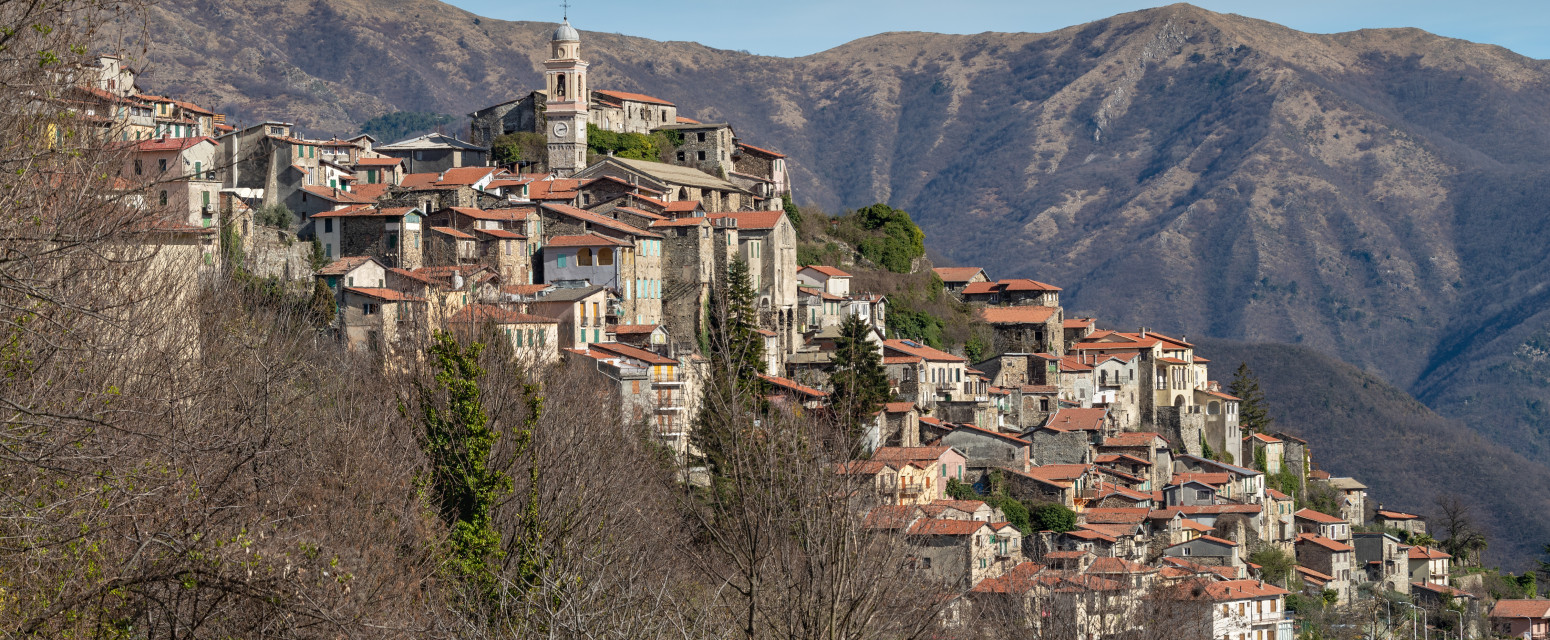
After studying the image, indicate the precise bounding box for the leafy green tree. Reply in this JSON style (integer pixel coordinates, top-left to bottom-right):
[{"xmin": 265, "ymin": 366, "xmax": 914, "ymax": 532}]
[
  {"xmin": 945, "ymin": 478, "xmax": 977, "ymax": 500},
  {"xmin": 587, "ymin": 124, "xmax": 660, "ymax": 160},
  {"xmin": 850, "ymin": 203, "xmax": 925, "ymax": 273},
  {"xmin": 1249, "ymin": 545, "xmax": 1296, "ymax": 587},
  {"xmin": 1229, "ymin": 362, "xmax": 1273, "ymax": 433},
  {"xmin": 490, "ymin": 131, "xmax": 548, "ymax": 167},
  {"xmin": 1028, "ymin": 502, "xmax": 1077, "ymax": 533},
  {"xmin": 885, "ymin": 308, "xmax": 945, "ymax": 347},
  {"xmin": 414, "ymin": 331, "xmax": 510, "ymax": 598},
  {"xmin": 782, "ymin": 194, "xmax": 803, "ymax": 230},
  {"xmin": 827, "ymin": 314, "xmax": 889, "ymax": 442},
  {"xmin": 964, "ymin": 333, "xmax": 991, "ymax": 363}
]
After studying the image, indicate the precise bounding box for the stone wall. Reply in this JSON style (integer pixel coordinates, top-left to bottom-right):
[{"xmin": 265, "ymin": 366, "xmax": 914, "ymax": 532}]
[
  {"xmin": 661, "ymin": 223, "xmax": 712, "ymax": 355},
  {"xmin": 1028, "ymin": 429, "xmax": 1092, "ymax": 466}
]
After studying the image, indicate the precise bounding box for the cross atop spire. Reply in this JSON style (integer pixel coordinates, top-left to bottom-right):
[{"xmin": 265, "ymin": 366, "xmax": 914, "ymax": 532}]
[{"xmin": 561, "ymin": 0, "xmax": 570, "ymax": 21}]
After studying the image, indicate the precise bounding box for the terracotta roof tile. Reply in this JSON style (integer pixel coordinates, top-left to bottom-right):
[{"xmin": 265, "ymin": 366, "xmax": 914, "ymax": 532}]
[{"xmin": 343, "ymin": 287, "xmax": 423, "ymax": 302}]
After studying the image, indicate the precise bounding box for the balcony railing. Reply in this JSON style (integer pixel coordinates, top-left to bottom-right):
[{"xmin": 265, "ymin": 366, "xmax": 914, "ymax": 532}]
[{"xmin": 935, "ymin": 382, "xmax": 956, "ymax": 392}]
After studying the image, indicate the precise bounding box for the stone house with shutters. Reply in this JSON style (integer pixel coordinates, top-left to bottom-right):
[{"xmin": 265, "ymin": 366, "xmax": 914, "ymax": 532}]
[
  {"xmin": 905, "ymin": 518, "xmax": 1019, "ymax": 588},
  {"xmin": 706, "ymin": 210, "xmax": 798, "ymax": 352},
  {"xmin": 339, "ymin": 287, "xmax": 425, "ymax": 357},
  {"xmin": 1352, "ymin": 531, "xmax": 1411, "ymax": 596},
  {"xmin": 1295, "ymin": 533, "xmax": 1355, "ymax": 603},
  {"xmin": 312, "ymin": 206, "xmax": 426, "ymax": 268},
  {"xmin": 375, "ymin": 133, "xmax": 488, "ymax": 174},
  {"xmin": 979, "ymin": 304, "xmax": 1064, "ymax": 357},
  {"xmin": 573, "ymin": 156, "xmax": 765, "ymax": 213},
  {"xmin": 730, "ymin": 142, "xmax": 791, "ymax": 200},
  {"xmin": 526, "ymin": 284, "xmax": 612, "ymax": 350},
  {"xmin": 119, "ymin": 136, "xmax": 221, "ymax": 229},
  {"xmin": 351, "ymin": 156, "xmax": 404, "ymax": 188},
  {"xmin": 866, "ymin": 446, "xmax": 969, "ymax": 504},
  {"xmin": 447, "ymin": 304, "xmax": 561, "ymax": 365},
  {"xmin": 1098, "ymin": 431, "xmax": 1173, "ymax": 490},
  {"xmin": 1373, "ymin": 509, "xmax": 1427, "ymax": 536},
  {"xmin": 939, "ymin": 423, "xmax": 1031, "ymax": 481},
  {"xmin": 537, "ymin": 203, "xmax": 664, "ymax": 325},
  {"xmin": 662, "ymin": 122, "xmax": 737, "ymax": 178}
]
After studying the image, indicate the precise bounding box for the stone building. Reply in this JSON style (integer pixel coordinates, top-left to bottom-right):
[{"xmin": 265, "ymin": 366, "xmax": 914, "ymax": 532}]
[
  {"xmin": 939, "ymin": 424, "xmax": 1031, "ymax": 482},
  {"xmin": 312, "ymin": 205, "xmax": 425, "ymax": 268},
  {"xmin": 707, "ymin": 210, "xmax": 798, "ymax": 354},
  {"xmin": 1295, "ymin": 533, "xmax": 1355, "ymax": 603},
  {"xmin": 575, "ymin": 156, "xmax": 765, "ymax": 212},
  {"xmin": 662, "ymin": 122, "xmax": 736, "ymax": 177},
  {"xmin": 649, "ymin": 217, "xmax": 715, "ymax": 356},
  {"xmin": 731, "ymin": 142, "xmax": 792, "ymax": 200},
  {"xmin": 536, "ymin": 203, "xmax": 664, "ymax": 325},
  {"xmin": 526, "ymin": 284, "xmax": 612, "ymax": 349},
  {"xmin": 980, "ymin": 305, "xmax": 1064, "ymax": 357},
  {"xmin": 375, "ymin": 133, "xmax": 489, "ymax": 175},
  {"xmin": 1352, "ymin": 531, "xmax": 1411, "ymax": 596}
]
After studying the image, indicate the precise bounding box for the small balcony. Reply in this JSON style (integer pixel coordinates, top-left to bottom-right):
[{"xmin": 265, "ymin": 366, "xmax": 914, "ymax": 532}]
[{"xmin": 935, "ymin": 381, "xmax": 956, "ymax": 393}]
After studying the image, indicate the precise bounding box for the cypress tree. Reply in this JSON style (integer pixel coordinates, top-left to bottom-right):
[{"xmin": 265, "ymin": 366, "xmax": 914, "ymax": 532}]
[
  {"xmin": 827, "ymin": 313, "xmax": 889, "ymax": 442},
  {"xmin": 1229, "ymin": 362, "xmax": 1273, "ymax": 433}
]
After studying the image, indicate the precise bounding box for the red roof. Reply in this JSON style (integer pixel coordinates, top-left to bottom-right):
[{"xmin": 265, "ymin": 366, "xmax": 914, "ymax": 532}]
[
  {"xmin": 962, "ymin": 278, "xmax": 1062, "ymax": 295},
  {"xmin": 449, "ymin": 304, "xmax": 557, "ymax": 325},
  {"xmin": 547, "ymin": 232, "xmax": 632, "ymax": 247},
  {"xmin": 1408, "ymin": 546, "xmax": 1451, "ymax": 560},
  {"xmin": 1375, "ymin": 510, "xmax": 1420, "ymax": 520},
  {"xmin": 126, "ymin": 135, "xmax": 216, "ymax": 152},
  {"xmin": 474, "ymin": 228, "xmax": 525, "ymax": 239},
  {"xmin": 706, "ymin": 210, "xmax": 785, "ymax": 230},
  {"xmin": 648, "ymin": 217, "xmax": 707, "ymax": 228},
  {"xmin": 872, "ymin": 446, "xmax": 954, "ymax": 464},
  {"xmin": 906, "ymin": 518, "xmax": 987, "ymax": 536},
  {"xmin": 1171, "ymin": 472, "xmax": 1232, "ymax": 487},
  {"xmin": 735, "ymin": 142, "xmax": 785, "ymax": 158},
  {"xmin": 301, "ymin": 185, "xmax": 375, "ymax": 203},
  {"xmin": 608, "ymin": 324, "xmax": 659, "ymax": 335},
  {"xmin": 801, "ymin": 265, "xmax": 852, "ymax": 278},
  {"xmin": 1102, "ymin": 431, "xmax": 1169, "ymax": 447},
  {"xmin": 1295, "ymin": 534, "xmax": 1354, "ymax": 552},
  {"xmin": 1044, "ymin": 408, "xmax": 1107, "ymax": 432},
  {"xmin": 884, "ymin": 339, "xmax": 965, "ymax": 363},
  {"xmin": 1490, "ymin": 600, "xmax": 1550, "ymax": 619},
  {"xmin": 1087, "ymin": 557, "xmax": 1153, "ymax": 574},
  {"xmin": 862, "ymin": 505, "xmax": 919, "ymax": 530},
  {"xmin": 931, "ymin": 266, "xmax": 985, "ymax": 283},
  {"xmin": 542, "ymin": 203, "xmax": 662, "ymax": 238},
  {"xmin": 968, "ymin": 562, "xmax": 1047, "ymax": 594},
  {"xmin": 593, "ymin": 89, "xmax": 674, "ymax": 107},
  {"xmin": 343, "ymin": 287, "xmax": 422, "ymax": 302},
  {"xmin": 883, "ymin": 401, "xmax": 917, "ymax": 413},
  {"xmin": 759, "ymin": 374, "xmax": 827, "ymax": 398},
  {"xmin": 579, "ymin": 342, "xmax": 670, "ymax": 367},
  {"xmin": 1294, "ymin": 508, "xmax": 1346, "ymax": 525},
  {"xmin": 429, "ymin": 226, "xmax": 474, "ymax": 239},
  {"xmin": 316, "ymin": 255, "xmax": 380, "ymax": 276},
  {"xmin": 664, "ymin": 200, "xmax": 702, "ymax": 212},
  {"xmin": 1201, "ymin": 579, "xmax": 1290, "ymax": 601},
  {"xmin": 354, "ymin": 157, "xmax": 402, "ymax": 167},
  {"xmin": 979, "ymin": 305, "xmax": 1057, "ymax": 325}
]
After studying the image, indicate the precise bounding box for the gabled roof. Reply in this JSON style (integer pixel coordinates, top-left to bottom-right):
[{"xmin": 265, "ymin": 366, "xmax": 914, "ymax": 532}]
[
  {"xmin": 301, "ymin": 185, "xmax": 375, "ymax": 203},
  {"xmin": 1408, "ymin": 546, "xmax": 1451, "ymax": 560},
  {"xmin": 124, "ymin": 135, "xmax": 216, "ymax": 152},
  {"xmin": 968, "ymin": 562, "xmax": 1047, "ymax": 594},
  {"xmin": 1295, "ymin": 534, "xmax": 1354, "ymax": 552},
  {"xmin": 343, "ymin": 287, "xmax": 423, "ymax": 302},
  {"xmin": 759, "ymin": 374, "xmax": 827, "ymax": 398},
  {"xmin": 1294, "ymin": 508, "xmax": 1346, "ymax": 525},
  {"xmin": 931, "ymin": 266, "xmax": 986, "ymax": 283},
  {"xmin": 595, "ymin": 157, "xmax": 750, "ymax": 194},
  {"xmin": 608, "ymin": 324, "xmax": 661, "ymax": 335},
  {"xmin": 906, "ymin": 518, "xmax": 988, "ymax": 536},
  {"xmin": 1043, "ymin": 408, "xmax": 1106, "ymax": 432},
  {"xmin": 706, "ymin": 210, "xmax": 785, "ymax": 230},
  {"xmin": 1375, "ymin": 510, "xmax": 1420, "ymax": 520},
  {"xmin": 979, "ymin": 305, "xmax": 1057, "ymax": 325},
  {"xmin": 1170, "ymin": 535, "xmax": 1238, "ymax": 549},
  {"xmin": 429, "ymin": 226, "xmax": 475, "ymax": 239},
  {"xmin": 1201, "ymin": 579, "xmax": 1289, "ymax": 601},
  {"xmin": 872, "ymin": 446, "xmax": 954, "ymax": 464},
  {"xmin": 962, "ymin": 278, "xmax": 1062, "ymax": 295},
  {"xmin": 547, "ymin": 232, "xmax": 633, "ymax": 247},
  {"xmin": 588, "ymin": 341, "xmax": 677, "ymax": 366},
  {"xmin": 448, "ymin": 304, "xmax": 557, "ymax": 325},
  {"xmin": 353, "ymin": 156, "xmax": 402, "ymax": 167},
  {"xmin": 862, "ymin": 505, "xmax": 919, "ymax": 530},
  {"xmin": 800, "ymin": 265, "xmax": 851, "ymax": 278},
  {"xmin": 884, "ymin": 339, "xmax": 965, "ymax": 363},
  {"xmin": 1087, "ymin": 557, "xmax": 1154, "ymax": 575},
  {"xmin": 316, "ymin": 255, "xmax": 381, "ymax": 276},
  {"xmin": 541, "ymin": 203, "xmax": 662, "ymax": 238},
  {"xmin": 593, "ymin": 89, "xmax": 674, "ymax": 106},
  {"xmin": 1102, "ymin": 431, "xmax": 1170, "ymax": 448},
  {"xmin": 377, "ymin": 132, "xmax": 486, "ymax": 151},
  {"xmin": 735, "ymin": 142, "xmax": 785, "ymax": 158},
  {"xmin": 1490, "ymin": 599, "xmax": 1550, "ymax": 620}
]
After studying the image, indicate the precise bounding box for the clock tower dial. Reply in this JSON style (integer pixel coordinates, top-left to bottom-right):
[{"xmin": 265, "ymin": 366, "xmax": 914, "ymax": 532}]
[{"xmin": 552, "ymin": 122, "xmax": 570, "ymax": 139}]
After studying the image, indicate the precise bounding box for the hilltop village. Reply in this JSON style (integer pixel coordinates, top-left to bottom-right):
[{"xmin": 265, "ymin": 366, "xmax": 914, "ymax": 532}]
[{"xmin": 79, "ymin": 20, "xmax": 1548, "ymax": 640}]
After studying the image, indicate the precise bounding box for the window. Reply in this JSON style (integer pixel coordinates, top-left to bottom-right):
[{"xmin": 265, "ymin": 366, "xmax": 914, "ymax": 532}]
[
  {"xmin": 158, "ymin": 159, "xmax": 167, "ymax": 172},
  {"xmin": 696, "ymin": 132, "xmax": 706, "ymax": 142},
  {"xmin": 577, "ymin": 248, "xmax": 592, "ymax": 266},
  {"xmin": 324, "ymin": 218, "xmax": 333, "ymax": 233},
  {"xmin": 676, "ymin": 151, "xmax": 685, "ymax": 162},
  {"xmin": 558, "ymin": 254, "xmax": 568, "ymax": 268},
  {"xmin": 515, "ymin": 328, "xmax": 523, "ymax": 346},
  {"xmin": 325, "ymin": 243, "xmax": 332, "ymax": 258},
  {"xmin": 598, "ymin": 247, "xmax": 613, "ymax": 265},
  {"xmin": 193, "ymin": 161, "xmax": 201, "ymax": 176},
  {"xmin": 697, "ymin": 150, "xmax": 706, "ymax": 161},
  {"xmin": 363, "ymin": 303, "xmax": 378, "ymax": 315},
  {"xmin": 159, "ymin": 191, "xmax": 168, "ymax": 206}
]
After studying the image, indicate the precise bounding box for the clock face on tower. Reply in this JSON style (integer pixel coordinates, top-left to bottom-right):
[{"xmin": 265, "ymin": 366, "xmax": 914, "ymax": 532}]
[{"xmin": 552, "ymin": 122, "xmax": 569, "ymax": 138}]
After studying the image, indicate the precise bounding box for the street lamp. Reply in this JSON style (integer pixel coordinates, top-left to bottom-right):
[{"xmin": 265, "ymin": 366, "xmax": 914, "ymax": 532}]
[
  {"xmin": 1444, "ymin": 609, "xmax": 1463, "ymax": 640},
  {"xmin": 1399, "ymin": 602, "xmax": 1426, "ymax": 640}
]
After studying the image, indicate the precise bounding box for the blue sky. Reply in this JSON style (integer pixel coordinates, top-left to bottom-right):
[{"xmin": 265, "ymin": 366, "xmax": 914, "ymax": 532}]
[{"xmin": 447, "ymin": 0, "xmax": 1550, "ymax": 59}]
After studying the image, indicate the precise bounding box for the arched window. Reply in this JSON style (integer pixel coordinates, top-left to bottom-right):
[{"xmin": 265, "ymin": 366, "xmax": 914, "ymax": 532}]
[
  {"xmin": 1208, "ymin": 401, "xmax": 1221, "ymax": 415},
  {"xmin": 577, "ymin": 248, "xmax": 592, "ymax": 266},
  {"xmin": 1174, "ymin": 395, "xmax": 1186, "ymax": 408},
  {"xmin": 556, "ymin": 74, "xmax": 566, "ymax": 98},
  {"xmin": 678, "ymin": 187, "xmax": 689, "ymax": 200},
  {"xmin": 598, "ymin": 247, "xmax": 613, "ymax": 265}
]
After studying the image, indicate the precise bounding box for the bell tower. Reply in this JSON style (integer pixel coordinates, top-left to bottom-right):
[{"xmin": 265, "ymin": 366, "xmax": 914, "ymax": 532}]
[{"xmin": 544, "ymin": 18, "xmax": 589, "ymax": 176}]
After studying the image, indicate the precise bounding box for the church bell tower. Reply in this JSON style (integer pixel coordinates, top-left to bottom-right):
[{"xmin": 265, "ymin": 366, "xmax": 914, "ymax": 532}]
[{"xmin": 544, "ymin": 19, "xmax": 588, "ymax": 176}]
